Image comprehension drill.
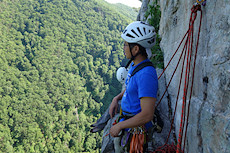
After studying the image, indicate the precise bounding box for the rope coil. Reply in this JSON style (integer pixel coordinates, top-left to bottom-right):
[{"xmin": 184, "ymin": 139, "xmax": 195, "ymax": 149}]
[{"xmin": 153, "ymin": 4, "xmax": 203, "ymax": 153}]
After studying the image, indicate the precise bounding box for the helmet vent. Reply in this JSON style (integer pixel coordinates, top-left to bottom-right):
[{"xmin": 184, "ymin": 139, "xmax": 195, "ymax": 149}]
[
  {"xmin": 137, "ymin": 27, "xmax": 143, "ymax": 36},
  {"xmin": 126, "ymin": 33, "xmax": 135, "ymax": 38},
  {"xmin": 148, "ymin": 37, "xmax": 155, "ymax": 44},
  {"xmin": 131, "ymin": 29, "xmax": 139, "ymax": 37},
  {"xmin": 143, "ymin": 27, "xmax": 146, "ymax": 34}
]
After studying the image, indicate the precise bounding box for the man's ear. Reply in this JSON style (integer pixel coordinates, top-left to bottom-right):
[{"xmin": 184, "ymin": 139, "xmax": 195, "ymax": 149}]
[{"xmin": 132, "ymin": 45, "xmax": 139, "ymax": 55}]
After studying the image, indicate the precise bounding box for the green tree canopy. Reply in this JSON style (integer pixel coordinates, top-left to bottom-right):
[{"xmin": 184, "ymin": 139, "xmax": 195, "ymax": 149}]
[{"xmin": 0, "ymin": 0, "xmax": 137, "ymax": 152}]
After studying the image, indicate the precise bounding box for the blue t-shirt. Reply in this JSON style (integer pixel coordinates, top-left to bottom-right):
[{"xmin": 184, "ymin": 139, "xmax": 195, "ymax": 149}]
[{"xmin": 121, "ymin": 59, "xmax": 158, "ymax": 128}]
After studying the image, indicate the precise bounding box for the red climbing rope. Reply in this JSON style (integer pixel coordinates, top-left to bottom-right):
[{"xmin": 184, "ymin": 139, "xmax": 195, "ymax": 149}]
[{"xmin": 153, "ymin": 3, "xmax": 203, "ymax": 153}]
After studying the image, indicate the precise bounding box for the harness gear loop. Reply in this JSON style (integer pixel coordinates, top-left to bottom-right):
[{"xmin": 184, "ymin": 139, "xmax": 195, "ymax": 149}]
[{"xmin": 121, "ymin": 130, "xmax": 131, "ymax": 147}]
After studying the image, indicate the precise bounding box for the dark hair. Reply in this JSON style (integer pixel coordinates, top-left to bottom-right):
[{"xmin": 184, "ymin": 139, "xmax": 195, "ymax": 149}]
[{"xmin": 128, "ymin": 43, "xmax": 148, "ymax": 58}]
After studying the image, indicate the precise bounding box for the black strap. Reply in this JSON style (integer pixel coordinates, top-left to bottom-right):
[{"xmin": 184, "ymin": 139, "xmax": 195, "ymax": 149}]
[{"xmin": 131, "ymin": 61, "xmax": 154, "ymax": 77}]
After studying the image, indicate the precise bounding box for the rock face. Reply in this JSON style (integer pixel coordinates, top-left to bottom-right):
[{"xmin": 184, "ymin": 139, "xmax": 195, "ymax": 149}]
[
  {"xmin": 151, "ymin": 68, "xmax": 175, "ymax": 150},
  {"xmin": 152, "ymin": 0, "xmax": 230, "ymax": 153},
  {"xmin": 137, "ymin": 0, "xmax": 149, "ymax": 21}
]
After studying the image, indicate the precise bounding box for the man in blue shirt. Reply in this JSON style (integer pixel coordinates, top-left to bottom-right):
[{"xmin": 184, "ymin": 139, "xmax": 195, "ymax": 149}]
[{"xmin": 109, "ymin": 21, "xmax": 158, "ymax": 152}]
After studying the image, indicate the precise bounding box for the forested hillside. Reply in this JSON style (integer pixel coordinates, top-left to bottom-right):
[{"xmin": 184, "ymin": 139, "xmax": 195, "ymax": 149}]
[{"xmin": 0, "ymin": 0, "xmax": 136, "ymax": 152}]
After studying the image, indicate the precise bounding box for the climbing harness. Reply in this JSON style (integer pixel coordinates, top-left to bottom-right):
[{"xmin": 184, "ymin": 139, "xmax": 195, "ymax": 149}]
[{"xmin": 152, "ymin": 2, "xmax": 204, "ymax": 153}]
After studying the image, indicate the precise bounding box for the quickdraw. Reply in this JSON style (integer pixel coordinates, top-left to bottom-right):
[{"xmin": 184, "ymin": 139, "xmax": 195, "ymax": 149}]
[{"xmin": 129, "ymin": 126, "xmax": 146, "ymax": 153}]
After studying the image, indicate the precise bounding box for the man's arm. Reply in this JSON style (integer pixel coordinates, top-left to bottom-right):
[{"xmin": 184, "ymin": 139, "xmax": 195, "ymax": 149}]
[
  {"xmin": 109, "ymin": 89, "xmax": 126, "ymax": 118},
  {"xmin": 110, "ymin": 97, "xmax": 156, "ymax": 137}
]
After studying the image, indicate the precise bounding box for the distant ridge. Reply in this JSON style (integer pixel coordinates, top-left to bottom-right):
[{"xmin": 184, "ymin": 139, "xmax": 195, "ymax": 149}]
[{"xmin": 96, "ymin": 0, "xmax": 138, "ymax": 21}]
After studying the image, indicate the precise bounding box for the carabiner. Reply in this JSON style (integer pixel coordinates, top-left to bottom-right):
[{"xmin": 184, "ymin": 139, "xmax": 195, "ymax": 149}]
[{"xmin": 195, "ymin": 0, "xmax": 206, "ymax": 6}]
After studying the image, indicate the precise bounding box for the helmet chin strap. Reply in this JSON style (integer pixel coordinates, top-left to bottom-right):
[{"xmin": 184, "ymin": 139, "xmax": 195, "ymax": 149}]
[
  {"xmin": 125, "ymin": 45, "xmax": 142, "ymax": 69},
  {"xmin": 125, "ymin": 59, "xmax": 132, "ymax": 69}
]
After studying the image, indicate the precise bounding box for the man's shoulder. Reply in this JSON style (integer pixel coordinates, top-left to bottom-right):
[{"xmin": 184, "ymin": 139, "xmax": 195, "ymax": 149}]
[
  {"xmin": 131, "ymin": 61, "xmax": 155, "ymax": 76},
  {"xmin": 138, "ymin": 65, "xmax": 156, "ymax": 75}
]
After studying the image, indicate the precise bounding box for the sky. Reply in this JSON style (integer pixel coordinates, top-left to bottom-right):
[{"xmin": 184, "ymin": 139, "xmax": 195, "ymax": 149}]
[{"xmin": 104, "ymin": 0, "xmax": 142, "ymax": 8}]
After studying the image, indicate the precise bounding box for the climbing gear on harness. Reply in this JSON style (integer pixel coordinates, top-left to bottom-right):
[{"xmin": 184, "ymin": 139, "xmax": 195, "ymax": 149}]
[
  {"xmin": 111, "ymin": 115, "xmax": 147, "ymax": 152},
  {"xmin": 153, "ymin": 3, "xmax": 203, "ymax": 153},
  {"xmin": 121, "ymin": 21, "xmax": 156, "ymax": 49},
  {"xmin": 129, "ymin": 126, "xmax": 146, "ymax": 153},
  {"xmin": 113, "ymin": 115, "xmax": 123, "ymax": 125}
]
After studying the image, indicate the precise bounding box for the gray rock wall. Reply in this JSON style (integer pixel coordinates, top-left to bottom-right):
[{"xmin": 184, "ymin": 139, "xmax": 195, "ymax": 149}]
[
  {"xmin": 157, "ymin": 0, "xmax": 230, "ymax": 153},
  {"xmin": 139, "ymin": 0, "xmax": 230, "ymax": 152}
]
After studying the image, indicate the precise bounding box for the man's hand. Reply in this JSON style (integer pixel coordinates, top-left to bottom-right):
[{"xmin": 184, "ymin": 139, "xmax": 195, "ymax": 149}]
[
  {"xmin": 109, "ymin": 90, "xmax": 125, "ymax": 118},
  {"xmin": 109, "ymin": 96, "xmax": 119, "ymax": 118},
  {"xmin": 110, "ymin": 123, "xmax": 122, "ymax": 137}
]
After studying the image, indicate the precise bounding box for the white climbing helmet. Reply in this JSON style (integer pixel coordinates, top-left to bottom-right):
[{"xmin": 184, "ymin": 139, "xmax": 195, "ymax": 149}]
[
  {"xmin": 121, "ymin": 21, "xmax": 156, "ymax": 49},
  {"xmin": 116, "ymin": 67, "xmax": 129, "ymax": 83},
  {"xmin": 146, "ymin": 48, "xmax": 152, "ymax": 59}
]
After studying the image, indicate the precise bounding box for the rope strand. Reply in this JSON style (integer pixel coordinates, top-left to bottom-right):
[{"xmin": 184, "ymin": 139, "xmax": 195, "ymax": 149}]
[{"xmin": 153, "ymin": 4, "xmax": 202, "ymax": 153}]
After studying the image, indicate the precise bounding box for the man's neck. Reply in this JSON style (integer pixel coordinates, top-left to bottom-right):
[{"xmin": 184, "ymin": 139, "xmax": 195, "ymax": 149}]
[{"xmin": 133, "ymin": 56, "xmax": 147, "ymax": 66}]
